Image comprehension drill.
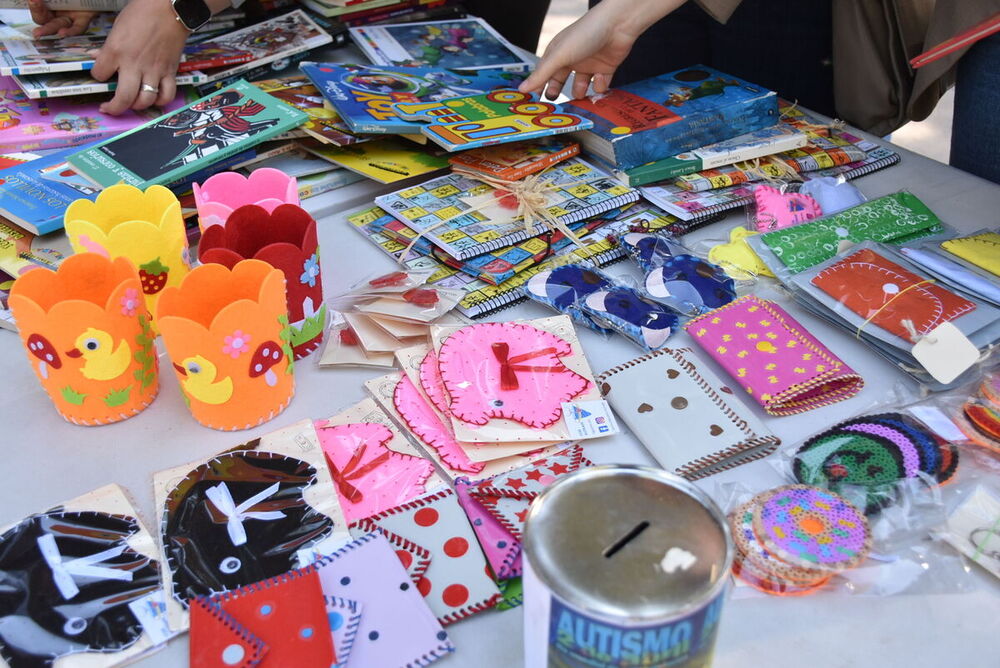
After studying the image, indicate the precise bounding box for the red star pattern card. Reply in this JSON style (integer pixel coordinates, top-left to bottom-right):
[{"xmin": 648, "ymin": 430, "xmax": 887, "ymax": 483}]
[{"xmin": 352, "ymin": 489, "xmax": 501, "ymax": 625}]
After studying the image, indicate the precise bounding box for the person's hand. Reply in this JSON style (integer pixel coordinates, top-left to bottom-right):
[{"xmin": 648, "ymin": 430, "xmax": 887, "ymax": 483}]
[
  {"xmin": 519, "ymin": 0, "xmax": 687, "ymax": 100},
  {"xmin": 29, "ymin": 0, "xmax": 97, "ymax": 38},
  {"xmin": 91, "ymin": 0, "xmax": 189, "ymax": 115}
]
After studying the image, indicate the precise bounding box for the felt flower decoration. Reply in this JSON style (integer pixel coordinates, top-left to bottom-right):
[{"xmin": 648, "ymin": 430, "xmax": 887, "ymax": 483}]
[
  {"xmin": 64, "ymin": 184, "xmax": 190, "ymax": 330},
  {"xmin": 157, "ymin": 260, "xmax": 294, "ymax": 431},
  {"xmin": 198, "ymin": 203, "xmax": 325, "ymax": 359},
  {"xmin": 192, "ymin": 168, "xmax": 300, "ymax": 231},
  {"xmin": 8, "ymin": 253, "xmax": 159, "ymax": 425}
]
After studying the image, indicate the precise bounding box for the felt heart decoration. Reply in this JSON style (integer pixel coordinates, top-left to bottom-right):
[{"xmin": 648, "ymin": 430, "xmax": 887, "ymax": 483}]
[
  {"xmin": 708, "ymin": 226, "xmax": 775, "ymax": 279},
  {"xmin": 643, "ymin": 254, "xmax": 736, "ymax": 315},
  {"xmin": 315, "ymin": 420, "xmax": 435, "ymax": 523},
  {"xmin": 199, "ymin": 204, "xmax": 325, "ymax": 359},
  {"xmin": 436, "ymin": 322, "xmax": 590, "ymax": 429},
  {"xmin": 392, "ymin": 375, "xmax": 484, "ymax": 474},
  {"xmin": 753, "ymin": 185, "xmax": 822, "ymax": 232},
  {"xmin": 419, "ymin": 350, "xmax": 453, "ymax": 417},
  {"xmin": 580, "ymin": 287, "xmax": 679, "ymax": 352}
]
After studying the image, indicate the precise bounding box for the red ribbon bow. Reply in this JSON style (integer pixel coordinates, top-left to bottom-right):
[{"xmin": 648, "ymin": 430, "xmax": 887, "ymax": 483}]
[
  {"xmin": 491, "ymin": 342, "xmax": 567, "ymax": 391},
  {"xmin": 327, "ymin": 444, "xmax": 391, "ymax": 503}
]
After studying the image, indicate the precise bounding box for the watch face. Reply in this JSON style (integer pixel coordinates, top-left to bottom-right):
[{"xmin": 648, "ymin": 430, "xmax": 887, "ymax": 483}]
[{"xmin": 172, "ymin": 0, "xmax": 212, "ymax": 31}]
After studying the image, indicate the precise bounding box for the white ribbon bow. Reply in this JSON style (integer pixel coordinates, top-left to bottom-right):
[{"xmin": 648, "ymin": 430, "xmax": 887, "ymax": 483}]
[
  {"xmin": 37, "ymin": 533, "xmax": 133, "ymax": 600},
  {"xmin": 205, "ymin": 482, "xmax": 286, "ymax": 547}
]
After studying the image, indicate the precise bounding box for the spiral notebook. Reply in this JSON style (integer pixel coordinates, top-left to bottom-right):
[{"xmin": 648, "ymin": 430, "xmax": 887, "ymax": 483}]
[
  {"xmin": 598, "ymin": 347, "xmax": 780, "ymax": 479},
  {"xmin": 373, "ymin": 157, "xmax": 639, "ymax": 260}
]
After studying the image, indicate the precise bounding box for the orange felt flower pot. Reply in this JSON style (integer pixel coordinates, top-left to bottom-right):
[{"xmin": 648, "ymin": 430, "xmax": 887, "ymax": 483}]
[
  {"xmin": 8, "ymin": 254, "xmax": 159, "ymax": 425},
  {"xmin": 157, "ymin": 259, "xmax": 295, "ymax": 431}
]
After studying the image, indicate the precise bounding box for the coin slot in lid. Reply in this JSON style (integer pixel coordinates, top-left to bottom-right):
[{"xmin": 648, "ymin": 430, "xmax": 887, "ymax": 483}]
[{"xmin": 603, "ymin": 520, "xmax": 649, "ymax": 558}]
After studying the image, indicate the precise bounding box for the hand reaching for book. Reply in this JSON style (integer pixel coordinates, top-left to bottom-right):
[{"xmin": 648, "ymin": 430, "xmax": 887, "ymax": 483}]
[
  {"xmin": 90, "ymin": 0, "xmax": 189, "ymax": 114},
  {"xmin": 28, "ymin": 0, "xmax": 97, "ymax": 38},
  {"xmin": 519, "ymin": 0, "xmax": 688, "ymax": 100}
]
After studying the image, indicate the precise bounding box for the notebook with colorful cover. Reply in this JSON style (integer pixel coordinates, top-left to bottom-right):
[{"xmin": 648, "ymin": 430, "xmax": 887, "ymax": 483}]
[
  {"xmin": 67, "ymin": 80, "xmax": 307, "ymax": 188},
  {"xmin": 0, "ymin": 75, "xmax": 185, "ymax": 153},
  {"xmin": 447, "ymin": 137, "xmax": 580, "ymax": 181},
  {"xmin": 253, "ymin": 75, "xmax": 364, "ymax": 146},
  {"xmin": 373, "ymin": 156, "xmax": 638, "ymax": 260},
  {"xmin": 11, "ymin": 69, "xmax": 207, "ymax": 99},
  {"xmin": 598, "ymin": 347, "xmax": 781, "ymax": 478},
  {"xmin": 562, "ymin": 65, "xmax": 778, "ymax": 170},
  {"xmin": 0, "ymin": 34, "xmax": 105, "ymax": 76},
  {"xmin": 0, "ymin": 144, "xmax": 100, "ymax": 234},
  {"xmin": 301, "ymin": 61, "xmax": 523, "ymax": 135},
  {"xmin": 301, "ymin": 136, "xmax": 449, "ymax": 183},
  {"xmin": 350, "ymin": 17, "xmax": 530, "ymax": 72}
]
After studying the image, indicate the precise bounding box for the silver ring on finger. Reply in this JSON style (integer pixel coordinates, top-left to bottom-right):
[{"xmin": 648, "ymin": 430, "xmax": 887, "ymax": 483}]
[{"xmin": 140, "ymin": 83, "xmax": 159, "ymax": 95}]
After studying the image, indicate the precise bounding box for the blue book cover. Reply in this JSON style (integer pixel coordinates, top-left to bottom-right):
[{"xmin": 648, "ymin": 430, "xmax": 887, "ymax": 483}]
[
  {"xmin": 0, "ymin": 145, "xmax": 101, "ymax": 235},
  {"xmin": 563, "ymin": 65, "xmax": 777, "ymax": 171},
  {"xmin": 300, "ymin": 62, "xmax": 523, "ymax": 135}
]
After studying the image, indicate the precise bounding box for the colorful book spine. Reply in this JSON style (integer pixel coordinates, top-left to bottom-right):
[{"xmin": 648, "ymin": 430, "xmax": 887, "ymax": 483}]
[{"xmin": 619, "ymin": 125, "xmax": 808, "ymax": 186}]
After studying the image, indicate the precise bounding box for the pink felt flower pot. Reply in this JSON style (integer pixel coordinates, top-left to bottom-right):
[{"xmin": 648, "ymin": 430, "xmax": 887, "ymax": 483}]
[{"xmin": 193, "ymin": 168, "xmax": 300, "ymax": 232}]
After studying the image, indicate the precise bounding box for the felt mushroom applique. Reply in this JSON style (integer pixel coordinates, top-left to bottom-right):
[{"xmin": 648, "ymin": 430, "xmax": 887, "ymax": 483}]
[
  {"xmin": 26, "ymin": 333, "xmax": 61, "ymax": 379},
  {"xmin": 249, "ymin": 340, "xmax": 284, "ymax": 387}
]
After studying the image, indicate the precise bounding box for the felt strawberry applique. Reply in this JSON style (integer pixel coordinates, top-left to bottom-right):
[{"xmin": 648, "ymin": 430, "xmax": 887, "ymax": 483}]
[{"xmin": 138, "ymin": 258, "xmax": 169, "ymax": 295}]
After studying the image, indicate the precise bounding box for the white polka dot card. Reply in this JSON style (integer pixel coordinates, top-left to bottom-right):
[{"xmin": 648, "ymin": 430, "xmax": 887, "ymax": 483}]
[
  {"xmin": 353, "ymin": 489, "xmax": 502, "ymax": 625},
  {"xmin": 314, "ymin": 533, "xmax": 454, "ymax": 666},
  {"xmin": 598, "ymin": 347, "xmax": 781, "ymax": 479}
]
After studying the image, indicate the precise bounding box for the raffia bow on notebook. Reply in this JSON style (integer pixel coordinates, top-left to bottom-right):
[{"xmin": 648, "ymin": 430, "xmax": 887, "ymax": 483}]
[{"xmin": 401, "ymin": 166, "xmax": 597, "ymax": 262}]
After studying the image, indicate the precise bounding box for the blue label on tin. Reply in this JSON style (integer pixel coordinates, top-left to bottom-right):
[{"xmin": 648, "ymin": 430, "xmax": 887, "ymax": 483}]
[{"xmin": 548, "ymin": 589, "xmax": 725, "ymax": 668}]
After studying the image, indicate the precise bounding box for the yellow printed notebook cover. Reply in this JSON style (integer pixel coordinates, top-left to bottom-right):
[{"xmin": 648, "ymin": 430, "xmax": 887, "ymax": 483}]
[{"xmin": 300, "ymin": 137, "xmax": 448, "ymax": 184}]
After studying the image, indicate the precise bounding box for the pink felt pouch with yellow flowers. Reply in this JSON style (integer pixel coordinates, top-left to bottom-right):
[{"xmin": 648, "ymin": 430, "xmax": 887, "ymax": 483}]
[{"xmin": 684, "ymin": 295, "xmax": 863, "ymax": 416}]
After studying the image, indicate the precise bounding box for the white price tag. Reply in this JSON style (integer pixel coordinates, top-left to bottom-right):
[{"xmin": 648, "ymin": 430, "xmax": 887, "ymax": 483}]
[
  {"xmin": 562, "ymin": 400, "xmax": 619, "ymax": 440},
  {"xmin": 911, "ymin": 321, "xmax": 979, "ymax": 384},
  {"xmin": 128, "ymin": 591, "xmax": 175, "ymax": 646},
  {"xmin": 907, "ymin": 406, "xmax": 967, "ymax": 443}
]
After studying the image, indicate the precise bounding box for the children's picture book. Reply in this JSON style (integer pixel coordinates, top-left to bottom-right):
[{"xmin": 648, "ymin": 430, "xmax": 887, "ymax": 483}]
[
  {"xmin": 0, "ymin": 214, "xmax": 67, "ymax": 279},
  {"xmin": 350, "ymin": 17, "xmax": 530, "ymax": 72},
  {"xmin": 0, "ymin": 34, "xmax": 105, "ymax": 76},
  {"xmin": 562, "ymin": 64, "xmax": 777, "ymax": 171},
  {"xmin": 0, "ymin": 75, "xmax": 185, "ymax": 152},
  {"xmin": 12, "ymin": 70, "xmax": 207, "ymax": 99},
  {"xmin": 373, "ymin": 156, "xmax": 638, "ymax": 260},
  {"xmin": 0, "ymin": 144, "xmax": 100, "ymax": 234},
  {"xmin": 293, "ymin": 164, "xmax": 366, "ymax": 197},
  {"xmin": 192, "ymin": 9, "xmax": 333, "ymax": 86},
  {"xmin": 619, "ymin": 124, "xmax": 808, "ymax": 186},
  {"xmin": 0, "ymin": 150, "xmax": 36, "ymax": 169},
  {"xmin": 67, "ymin": 80, "xmax": 307, "ymax": 188},
  {"xmin": 447, "ymin": 137, "xmax": 579, "ymax": 180},
  {"xmin": 393, "ymin": 89, "xmax": 593, "ymax": 151},
  {"xmin": 300, "ymin": 61, "xmax": 522, "ymax": 135},
  {"xmin": 177, "ymin": 41, "xmax": 254, "ymax": 73},
  {"xmin": 253, "ymin": 75, "xmax": 364, "ymax": 146},
  {"xmin": 300, "ymin": 136, "xmax": 449, "ymax": 183}
]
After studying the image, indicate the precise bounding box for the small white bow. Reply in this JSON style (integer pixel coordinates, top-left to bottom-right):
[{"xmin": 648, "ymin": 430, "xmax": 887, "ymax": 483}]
[
  {"xmin": 205, "ymin": 482, "xmax": 286, "ymax": 547},
  {"xmin": 37, "ymin": 533, "xmax": 133, "ymax": 600}
]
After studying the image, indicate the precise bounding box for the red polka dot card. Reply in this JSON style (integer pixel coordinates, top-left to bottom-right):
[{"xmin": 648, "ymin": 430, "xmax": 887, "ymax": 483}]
[
  {"xmin": 189, "ymin": 568, "xmax": 335, "ymax": 668},
  {"xmin": 352, "ymin": 489, "xmax": 502, "ymax": 625},
  {"xmin": 314, "ymin": 533, "xmax": 454, "ymax": 667}
]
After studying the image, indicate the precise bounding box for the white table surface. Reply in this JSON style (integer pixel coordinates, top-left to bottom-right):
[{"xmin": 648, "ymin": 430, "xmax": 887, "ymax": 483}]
[{"xmin": 3, "ymin": 53, "xmax": 1000, "ymax": 668}]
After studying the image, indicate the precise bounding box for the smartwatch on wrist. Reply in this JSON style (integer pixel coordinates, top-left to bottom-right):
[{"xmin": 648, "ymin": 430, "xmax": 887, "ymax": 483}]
[{"xmin": 171, "ymin": 0, "xmax": 213, "ymax": 32}]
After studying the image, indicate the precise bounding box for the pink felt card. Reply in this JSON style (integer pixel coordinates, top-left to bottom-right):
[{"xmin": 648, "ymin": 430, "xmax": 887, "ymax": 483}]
[{"xmin": 684, "ymin": 295, "xmax": 864, "ymax": 416}]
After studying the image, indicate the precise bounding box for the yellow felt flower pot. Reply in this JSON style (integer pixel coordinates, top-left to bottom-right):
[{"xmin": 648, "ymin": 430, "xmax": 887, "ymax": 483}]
[{"xmin": 64, "ymin": 184, "xmax": 190, "ymax": 329}]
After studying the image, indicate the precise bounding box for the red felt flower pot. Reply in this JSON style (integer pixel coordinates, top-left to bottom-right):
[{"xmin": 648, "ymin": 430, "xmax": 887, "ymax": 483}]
[{"xmin": 198, "ymin": 204, "xmax": 325, "ymax": 359}]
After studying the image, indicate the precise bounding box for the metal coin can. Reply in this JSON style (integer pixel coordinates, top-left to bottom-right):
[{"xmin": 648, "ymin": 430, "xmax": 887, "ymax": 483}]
[{"xmin": 522, "ymin": 465, "xmax": 733, "ymax": 668}]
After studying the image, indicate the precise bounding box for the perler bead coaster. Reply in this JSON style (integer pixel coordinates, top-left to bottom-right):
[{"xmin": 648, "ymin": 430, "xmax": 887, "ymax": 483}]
[{"xmin": 751, "ymin": 485, "xmax": 871, "ymax": 574}]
